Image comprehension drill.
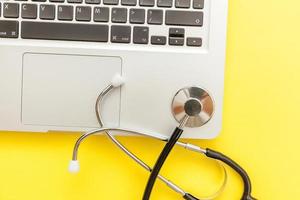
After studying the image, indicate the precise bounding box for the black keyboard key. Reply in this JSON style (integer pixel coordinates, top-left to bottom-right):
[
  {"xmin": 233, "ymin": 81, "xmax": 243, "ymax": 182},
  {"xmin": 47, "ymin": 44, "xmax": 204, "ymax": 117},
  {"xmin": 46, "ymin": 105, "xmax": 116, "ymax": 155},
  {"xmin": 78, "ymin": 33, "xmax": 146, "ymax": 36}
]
[
  {"xmin": 21, "ymin": 22, "xmax": 109, "ymax": 42},
  {"xmin": 147, "ymin": 9, "xmax": 163, "ymax": 25},
  {"xmin": 122, "ymin": 0, "xmax": 137, "ymax": 5},
  {"xmin": 140, "ymin": 0, "xmax": 154, "ymax": 7},
  {"xmin": 151, "ymin": 36, "xmax": 166, "ymax": 45},
  {"xmin": 103, "ymin": 0, "xmax": 119, "ymax": 5},
  {"xmin": 3, "ymin": 3, "xmax": 19, "ymax": 18},
  {"xmin": 111, "ymin": 25, "xmax": 131, "ymax": 43},
  {"xmin": 129, "ymin": 9, "xmax": 145, "ymax": 24},
  {"xmin": 0, "ymin": 21, "xmax": 19, "ymax": 38},
  {"xmin": 169, "ymin": 37, "xmax": 184, "ymax": 46},
  {"xmin": 76, "ymin": 6, "xmax": 91, "ymax": 21},
  {"xmin": 157, "ymin": 0, "xmax": 172, "ymax": 7},
  {"xmin": 193, "ymin": 0, "xmax": 204, "ymax": 9},
  {"xmin": 86, "ymin": 0, "xmax": 101, "ymax": 3},
  {"xmin": 169, "ymin": 28, "xmax": 185, "ymax": 46},
  {"xmin": 21, "ymin": 4, "xmax": 37, "ymax": 19},
  {"xmin": 94, "ymin": 7, "xmax": 109, "ymax": 22},
  {"xmin": 58, "ymin": 5, "xmax": 73, "ymax": 21},
  {"xmin": 40, "ymin": 4, "xmax": 55, "ymax": 20},
  {"xmin": 169, "ymin": 28, "xmax": 184, "ymax": 37},
  {"xmin": 133, "ymin": 26, "xmax": 148, "ymax": 44},
  {"xmin": 175, "ymin": 0, "xmax": 190, "ymax": 8},
  {"xmin": 68, "ymin": 0, "xmax": 83, "ymax": 3},
  {"xmin": 165, "ymin": 11, "xmax": 203, "ymax": 26},
  {"xmin": 187, "ymin": 37, "xmax": 202, "ymax": 46},
  {"xmin": 111, "ymin": 8, "xmax": 127, "ymax": 23}
]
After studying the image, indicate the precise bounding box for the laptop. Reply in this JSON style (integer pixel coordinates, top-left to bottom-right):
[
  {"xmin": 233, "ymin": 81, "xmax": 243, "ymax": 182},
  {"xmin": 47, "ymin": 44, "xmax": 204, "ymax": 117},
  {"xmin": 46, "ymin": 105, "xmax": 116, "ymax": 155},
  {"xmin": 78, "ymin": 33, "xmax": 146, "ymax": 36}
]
[{"xmin": 0, "ymin": 0, "xmax": 228, "ymax": 138}]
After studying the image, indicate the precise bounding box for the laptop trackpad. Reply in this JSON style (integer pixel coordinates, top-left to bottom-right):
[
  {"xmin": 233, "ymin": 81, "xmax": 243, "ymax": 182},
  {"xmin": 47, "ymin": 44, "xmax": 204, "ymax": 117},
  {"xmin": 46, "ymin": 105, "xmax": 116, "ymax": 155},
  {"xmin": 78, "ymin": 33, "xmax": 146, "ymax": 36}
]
[{"xmin": 22, "ymin": 53, "xmax": 122, "ymax": 128}]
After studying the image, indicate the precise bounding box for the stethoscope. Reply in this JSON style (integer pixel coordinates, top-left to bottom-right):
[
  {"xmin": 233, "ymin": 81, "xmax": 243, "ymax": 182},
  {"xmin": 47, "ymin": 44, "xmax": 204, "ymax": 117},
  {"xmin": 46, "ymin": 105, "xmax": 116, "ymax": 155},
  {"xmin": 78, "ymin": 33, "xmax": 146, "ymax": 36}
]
[{"xmin": 69, "ymin": 74, "xmax": 256, "ymax": 200}]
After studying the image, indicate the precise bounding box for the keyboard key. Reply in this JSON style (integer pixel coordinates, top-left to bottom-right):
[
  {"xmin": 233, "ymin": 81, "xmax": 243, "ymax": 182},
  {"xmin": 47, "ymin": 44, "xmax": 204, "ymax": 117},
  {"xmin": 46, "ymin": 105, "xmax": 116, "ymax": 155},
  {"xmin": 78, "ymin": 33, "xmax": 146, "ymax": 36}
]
[
  {"xmin": 187, "ymin": 37, "xmax": 202, "ymax": 46},
  {"xmin": 94, "ymin": 7, "xmax": 109, "ymax": 22},
  {"xmin": 151, "ymin": 36, "xmax": 166, "ymax": 45},
  {"xmin": 175, "ymin": 0, "xmax": 190, "ymax": 8},
  {"xmin": 193, "ymin": 0, "xmax": 204, "ymax": 9},
  {"xmin": 169, "ymin": 28, "xmax": 184, "ymax": 46},
  {"xmin": 68, "ymin": 0, "xmax": 83, "ymax": 3},
  {"xmin": 103, "ymin": 0, "xmax": 119, "ymax": 5},
  {"xmin": 147, "ymin": 9, "xmax": 163, "ymax": 25},
  {"xmin": 76, "ymin": 6, "xmax": 91, "ymax": 21},
  {"xmin": 21, "ymin": 4, "xmax": 37, "ymax": 19},
  {"xmin": 169, "ymin": 37, "xmax": 184, "ymax": 46},
  {"xmin": 58, "ymin": 5, "xmax": 73, "ymax": 21},
  {"xmin": 169, "ymin": 28, "xmax": 184, "ymax": 37},
  {"xmin": 0, "ymin": 21, "xmax": 19, "ymax": 38},
  {"xmin": 40, "ymin": 4, "xmax": 55, "ymax": 20},
  {"xmin": 86, "ymin": 0, "xmax": 100, "ymax": 3},
  {"xmin": 111, "ymin": 8, "xmax": 127, "ymax": 23},
  {"xmin": 111, "ymin": 25, "xmax": 131, "ymax": 43},
  {"xmin": 129, "ymin": 9, "xmax": 145, "ymax": 24},
  {"xmin": 133, "ymin": 26, "xmax": 149, "ymax": 44},
  {"xmin": 122, "ymin": 0, "xmax": 137, "ymax": 5},
  {"xmin": 140, "ymin": 0, "xmax": 154, "ymax": 7},
  {"xmin": 157, "ymin": 0, "xmax": 172, "ymax": 7},
  {"xmin": 165, "ymin": 11, "xmax": 203, "ymax": 26},
  {"xmin": 21, "ymin": 22, "xmax": 109, "ymax": 42},
  {"xmin": 32, "ymin": 0, "xmax": 47, "ymax": 2},
  {"xmin": 3, "ymin": 3, "xmax": 19, "ymax": 18}
]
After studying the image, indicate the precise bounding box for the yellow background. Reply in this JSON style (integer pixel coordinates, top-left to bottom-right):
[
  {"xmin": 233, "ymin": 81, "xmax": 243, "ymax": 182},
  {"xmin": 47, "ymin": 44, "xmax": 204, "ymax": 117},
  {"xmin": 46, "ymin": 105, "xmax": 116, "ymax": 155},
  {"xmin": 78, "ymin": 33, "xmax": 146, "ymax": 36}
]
[{"xmin": 1, "ymin": 0, "xmax": 300, "ymax": 199}]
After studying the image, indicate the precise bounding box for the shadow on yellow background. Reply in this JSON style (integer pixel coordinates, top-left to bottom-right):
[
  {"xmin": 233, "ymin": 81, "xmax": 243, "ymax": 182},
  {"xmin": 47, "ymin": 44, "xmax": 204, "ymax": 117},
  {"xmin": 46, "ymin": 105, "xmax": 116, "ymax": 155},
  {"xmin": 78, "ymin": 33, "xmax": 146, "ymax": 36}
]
[{"xmin": 1, "ymin": 0, "xmax": 300, "ymax": 199}]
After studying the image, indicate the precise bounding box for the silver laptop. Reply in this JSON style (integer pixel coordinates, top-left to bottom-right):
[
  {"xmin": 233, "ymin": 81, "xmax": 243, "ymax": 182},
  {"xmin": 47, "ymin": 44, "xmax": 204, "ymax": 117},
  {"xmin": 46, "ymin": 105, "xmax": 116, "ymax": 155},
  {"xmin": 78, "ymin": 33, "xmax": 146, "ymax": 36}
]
[{"xmin": 0, "ymin": 0, "xmax": 228, "ymax": 138}]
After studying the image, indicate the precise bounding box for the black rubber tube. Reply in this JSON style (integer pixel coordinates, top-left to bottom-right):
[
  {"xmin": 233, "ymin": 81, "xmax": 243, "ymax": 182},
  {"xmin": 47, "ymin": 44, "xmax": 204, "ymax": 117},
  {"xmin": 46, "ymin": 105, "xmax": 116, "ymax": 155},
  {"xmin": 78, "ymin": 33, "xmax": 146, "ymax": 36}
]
[
  {"xmin": 205, "ymin": 148, "xmax": 257, "ymax": 200},
  {"xmin": 142, "ymin": 127, "xmax": 184, "ymax": 200},
  {"xmin": 183, "ymin": 193, "xmax": 199, "ymax": 200}
]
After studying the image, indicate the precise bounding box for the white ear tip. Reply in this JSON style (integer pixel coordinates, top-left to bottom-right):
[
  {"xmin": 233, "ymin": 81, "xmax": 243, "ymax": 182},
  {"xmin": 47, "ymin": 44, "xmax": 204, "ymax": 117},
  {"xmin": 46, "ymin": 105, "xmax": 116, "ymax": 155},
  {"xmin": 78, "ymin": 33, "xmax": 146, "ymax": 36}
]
[
  {"xmin": 111, "ymin": 74, "xmax": 125, "ymax": 87},
  {"xmin": 69, "ymin": 160, "xmax": 80, "ymax": 173}
]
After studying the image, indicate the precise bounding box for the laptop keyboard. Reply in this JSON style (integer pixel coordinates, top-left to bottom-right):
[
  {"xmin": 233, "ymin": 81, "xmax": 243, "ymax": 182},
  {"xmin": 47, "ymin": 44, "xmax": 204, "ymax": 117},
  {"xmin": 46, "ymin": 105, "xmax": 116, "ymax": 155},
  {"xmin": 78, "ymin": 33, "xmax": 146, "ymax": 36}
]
[{"xmin": 0, "ymin": 0, "xmax": 205, "ymax": 47}]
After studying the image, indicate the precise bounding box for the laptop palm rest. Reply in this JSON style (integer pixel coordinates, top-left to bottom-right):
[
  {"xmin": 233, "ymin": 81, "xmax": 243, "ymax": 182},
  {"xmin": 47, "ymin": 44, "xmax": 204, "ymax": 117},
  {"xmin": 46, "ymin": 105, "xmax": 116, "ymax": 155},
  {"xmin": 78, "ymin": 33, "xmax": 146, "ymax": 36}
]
[{"xmin": 21, "ymin": 53, "xmax": 122, "ymax": 128}]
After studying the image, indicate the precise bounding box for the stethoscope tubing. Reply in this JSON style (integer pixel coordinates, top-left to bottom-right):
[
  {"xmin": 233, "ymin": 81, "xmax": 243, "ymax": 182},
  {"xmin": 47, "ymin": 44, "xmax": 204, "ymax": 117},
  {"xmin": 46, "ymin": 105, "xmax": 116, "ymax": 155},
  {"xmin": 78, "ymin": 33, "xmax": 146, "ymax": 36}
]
[
  {"xmin": 71, "ymin": 75, "xmax": 255, "ymax": 200},
  {"xmin": 72, "ymin": 128, "xmax": 228, "ymax": 200},
  {"xmin": 93, "ymin": 83, "xmax": 227, "ymax": 199},
  {"xmin": 70, "ymin": 76, "xmax": 227, "ymax": 200}
]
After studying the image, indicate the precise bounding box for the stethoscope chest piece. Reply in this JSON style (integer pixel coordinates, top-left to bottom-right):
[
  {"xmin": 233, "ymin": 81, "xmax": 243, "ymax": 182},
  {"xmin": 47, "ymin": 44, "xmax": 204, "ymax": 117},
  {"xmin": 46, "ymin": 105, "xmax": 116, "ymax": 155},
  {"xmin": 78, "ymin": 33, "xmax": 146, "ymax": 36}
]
[{"xmin": 172, "ymin": 87, "xmax": 214, "ymax": 128}]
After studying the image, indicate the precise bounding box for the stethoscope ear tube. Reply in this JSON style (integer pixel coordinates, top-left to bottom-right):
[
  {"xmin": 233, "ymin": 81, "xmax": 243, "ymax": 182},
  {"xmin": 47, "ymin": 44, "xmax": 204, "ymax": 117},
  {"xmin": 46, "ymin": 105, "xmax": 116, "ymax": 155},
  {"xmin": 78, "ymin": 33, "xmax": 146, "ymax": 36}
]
[{"xmin": 205, "ymin": 149, "xmax": 257, "ymax": 200}]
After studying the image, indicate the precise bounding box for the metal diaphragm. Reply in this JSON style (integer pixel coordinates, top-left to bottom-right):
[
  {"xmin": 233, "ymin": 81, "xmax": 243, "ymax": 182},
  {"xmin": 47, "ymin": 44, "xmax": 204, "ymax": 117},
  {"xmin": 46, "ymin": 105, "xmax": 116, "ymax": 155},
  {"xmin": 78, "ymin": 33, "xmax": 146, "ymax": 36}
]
[{"xmin": 171, "ymin": 87, "xmax": 214, "ymax": 128}]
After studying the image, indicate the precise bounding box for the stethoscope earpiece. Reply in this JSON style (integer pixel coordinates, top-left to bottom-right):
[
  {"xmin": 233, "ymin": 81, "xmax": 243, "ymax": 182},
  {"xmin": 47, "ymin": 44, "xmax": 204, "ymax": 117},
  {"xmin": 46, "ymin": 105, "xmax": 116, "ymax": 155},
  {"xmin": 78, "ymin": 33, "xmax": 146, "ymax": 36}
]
[
  {"xmin": 111, "ymin": 74, "xmax": 125, "ymax": 87},
  {"xmin": 69, "ymin": 160, "xmax": 80, "ymax": 173}
]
